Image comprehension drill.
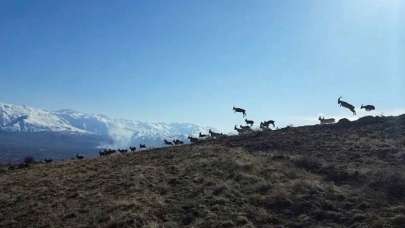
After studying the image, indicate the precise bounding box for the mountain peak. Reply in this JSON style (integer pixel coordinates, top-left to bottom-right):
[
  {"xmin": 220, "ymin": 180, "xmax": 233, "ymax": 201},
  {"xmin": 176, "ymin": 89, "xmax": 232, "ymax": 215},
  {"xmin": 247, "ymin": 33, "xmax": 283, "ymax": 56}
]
[{"xmin": 0, "ymin": 102, "xmax": 209, "ymax": 149}]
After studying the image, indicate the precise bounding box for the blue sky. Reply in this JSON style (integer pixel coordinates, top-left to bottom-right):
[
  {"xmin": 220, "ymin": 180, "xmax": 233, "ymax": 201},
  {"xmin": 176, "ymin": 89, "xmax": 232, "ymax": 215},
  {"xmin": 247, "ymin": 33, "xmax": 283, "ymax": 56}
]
[{"xmin": 0, "ymin": 0, "xmax": 404, "ymax": 130}]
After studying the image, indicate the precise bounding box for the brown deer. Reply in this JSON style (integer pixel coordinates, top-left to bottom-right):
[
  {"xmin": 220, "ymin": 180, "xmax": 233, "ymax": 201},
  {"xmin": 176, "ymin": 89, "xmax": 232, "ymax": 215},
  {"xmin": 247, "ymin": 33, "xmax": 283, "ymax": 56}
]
[
  {"xmin": 173, "ymin": 139, "xmax": 184, "ymax": 145},
  {"xmin": 361, "ymin": 104, "xmax": 375, "ymax": 111},
  {"xmin": 240, "ymin": 125, "xmax": 252, "ymax": 131},
  {"xmin": 260, "ymin": 120, "xmax": 275, "ymax": 129},
  {"xmin": 338, "ymin": 97, "xmax": 356, "ymax": 115},
  {"xmin": 209, "ymin": 129, "xmax": 223, "ymax": 138},
  {"xmin": 245, "ymin": 119, "xmax": 254, "ymax": 126},
  {"xmin": 188, "ymin": 136, "xmax": 199, "ymax": 143},
  {"xmin": 164, "ymin": 139, "xmax": 173, "ymax": 146},
  {"xmin": 233, "ymin": 106, "xmax": 247, "ymax": 117},
  {"xmin": 318, "ymin": 116, "xmax": 336, "ymax": 125},
  {"xmin": 234, "ymin": 125, "xmax": 250, "ymax": 134}
]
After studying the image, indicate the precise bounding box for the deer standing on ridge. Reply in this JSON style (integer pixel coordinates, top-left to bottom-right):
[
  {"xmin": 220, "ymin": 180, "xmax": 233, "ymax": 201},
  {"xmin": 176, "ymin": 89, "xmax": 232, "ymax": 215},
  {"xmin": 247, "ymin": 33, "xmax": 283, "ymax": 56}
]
[
  {"xmin": 260, "ymin": 120, "xmax": 275, "ymax": 129},
  {"xmin": 209, "ymin": 129, "xmax": 223, "ymax": 138},
  {"xmin": 188, "ymin": 136, "xmax": 199, "ymax": 143},
  {"xmin": 318, "ymin": 116, "xmax": 336, "ymax": 125}
]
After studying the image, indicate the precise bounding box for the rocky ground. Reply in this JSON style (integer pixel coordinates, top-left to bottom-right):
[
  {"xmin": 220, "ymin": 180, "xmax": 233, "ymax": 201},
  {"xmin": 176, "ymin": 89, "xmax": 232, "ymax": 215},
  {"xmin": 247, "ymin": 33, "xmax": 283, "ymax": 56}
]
[{"xmin": 1, "ymin": 115, "xmax": 405, "ymax": 228}]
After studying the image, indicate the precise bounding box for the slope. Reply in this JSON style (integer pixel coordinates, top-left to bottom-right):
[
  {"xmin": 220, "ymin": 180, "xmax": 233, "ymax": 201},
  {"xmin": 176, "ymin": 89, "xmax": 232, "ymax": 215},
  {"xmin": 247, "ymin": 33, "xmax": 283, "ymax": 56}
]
[{"xmin": 0, "ymin": 115, "xmax": 404, "ymax": 228}]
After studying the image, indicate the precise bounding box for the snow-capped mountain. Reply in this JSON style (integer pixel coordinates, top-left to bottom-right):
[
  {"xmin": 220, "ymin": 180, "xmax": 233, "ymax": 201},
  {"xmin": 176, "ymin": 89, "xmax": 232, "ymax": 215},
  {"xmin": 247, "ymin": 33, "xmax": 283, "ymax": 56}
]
[
  {"xmin": 0, "ymin": 103, "xmax": 87, "ymax": 133},
  {"xmin": 0, "ymin": 102, "xmax": 209, "ymax": 148},
  {"xmin": 53, "ymin": 109, "xmax": 209, "ymax": 148},
  {"xmin": 0, "ymin": 102, "xmax": 210, "ymax": 163}
]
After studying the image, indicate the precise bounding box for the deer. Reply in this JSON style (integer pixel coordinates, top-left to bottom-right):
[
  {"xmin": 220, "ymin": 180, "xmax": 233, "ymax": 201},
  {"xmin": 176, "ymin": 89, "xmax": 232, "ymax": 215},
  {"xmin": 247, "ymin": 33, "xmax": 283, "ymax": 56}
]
[
  {"xmin": 338, "ymin": 97, "xmax": 356, "ymax": 115},
  {"xmin": 99, "ymin": 149, "xmax": 116, "ymax": 156},
  {"xmin": 199, "ymin": 132, "xmax": 208, "ymax": 138},
  {"xmin": 129, "ymin": 147, "xmax": 137, "ymax": 152},
  {"xmin": 361, "ymin": 104, "xmax": 375, "ymax": 111},
  {"xmin": 260, "ymin": 120, "xmax": 275, "ymax": 129},
  {"xmin": 245, "ymin": 119, "xmax": 254, "ymax": 126},
  {"xmin": 188, "ymin": 136, "xmax": 199, "ymax": 143},
  {"xmin": 99, "ymin": 150, "xmax": 107, "ymax": 156},
  {"xmin": 173, "ymin": 139, "xmax": 184, "ymax": 145},
  {"xmin": 118, "ymin": 149, "xmax": 127, "ymax": 154},
  {"xmin": 234, "ymin": 125, "xmax": 250, "ymax": 134},
  {"xmin": 76, "ymin": 154, "xmax": 84, "ymax": 160},
  {"xmin": 139, "ymin": 144, "xmax": 146, "ymax": 149},
  {"xmin": 164, "ymin": 139, "xmax": 173, "ymax": 146},
  {"xmin": 318, "ymin": 116, "xmax": 336, "ymax": 125},
  {"xmin": 233, "ymin": 106, "xmax": 247, "ymax": 117},
  {"xmin": 240, "ymin": 125, "xmax": 252, "ymax": 131},
  {"xmin": 234, "ymin": 125, "xmax": 243, "ymax": 134},
  {"xmin": 209, "ymin": 129, "xmax": 223, "ymax": 138}
]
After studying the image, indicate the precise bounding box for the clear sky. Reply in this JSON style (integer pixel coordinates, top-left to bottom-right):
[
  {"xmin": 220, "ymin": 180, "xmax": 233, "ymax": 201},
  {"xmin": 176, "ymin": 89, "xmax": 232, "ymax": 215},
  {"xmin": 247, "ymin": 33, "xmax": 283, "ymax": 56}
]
[{"xmin": 0, "ymin": 0, "xmax": 404, "ymax": 130}]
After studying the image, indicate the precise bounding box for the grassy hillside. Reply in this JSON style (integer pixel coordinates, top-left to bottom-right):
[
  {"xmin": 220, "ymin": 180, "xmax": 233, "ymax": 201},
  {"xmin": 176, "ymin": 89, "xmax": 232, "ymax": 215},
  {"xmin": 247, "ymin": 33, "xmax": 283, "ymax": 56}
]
[{"xmin": 1, "ymin": 115, "xmax": 405, "ymax": 228}]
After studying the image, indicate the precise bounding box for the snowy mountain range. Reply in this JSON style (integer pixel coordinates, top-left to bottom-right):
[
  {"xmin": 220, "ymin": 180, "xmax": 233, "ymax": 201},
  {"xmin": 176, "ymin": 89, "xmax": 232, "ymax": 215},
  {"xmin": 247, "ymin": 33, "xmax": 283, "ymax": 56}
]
[{"xmin": 0, "ymin": 102, "xmax": 210, "ymax": 163}]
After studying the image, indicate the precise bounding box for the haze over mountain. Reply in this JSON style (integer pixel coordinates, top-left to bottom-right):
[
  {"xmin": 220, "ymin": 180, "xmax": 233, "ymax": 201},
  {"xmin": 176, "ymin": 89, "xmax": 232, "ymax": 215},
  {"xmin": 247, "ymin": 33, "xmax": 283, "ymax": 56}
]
[{"xmin": 0, "ymin": 102, "xmax": 209, "ymax": 163}]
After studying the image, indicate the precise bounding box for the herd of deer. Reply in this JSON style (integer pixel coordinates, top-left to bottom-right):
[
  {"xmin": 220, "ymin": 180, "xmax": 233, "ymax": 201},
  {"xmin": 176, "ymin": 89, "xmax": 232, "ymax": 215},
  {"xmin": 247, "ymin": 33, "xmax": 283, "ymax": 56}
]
[
  {"xmin": 232, "ymin": 106, "xmax": 276, "ymax": 135},
  {"xmin": 97, "ymin": 144, "xmax": 148, "ymax": 157},
  {"xmin": 162, "ymin": 129, "xmax": 224, "ymax": 147},
  {"xmin": 43, "ymin": 96, "xmax": 378, "ymax": 162},
  {"xmin": 319, "ymin": 97, "xmax": 376, "ymax": 125},
  {"xmin": 232, "ymin": 97, "xmax": 376, "ymax": 134}
]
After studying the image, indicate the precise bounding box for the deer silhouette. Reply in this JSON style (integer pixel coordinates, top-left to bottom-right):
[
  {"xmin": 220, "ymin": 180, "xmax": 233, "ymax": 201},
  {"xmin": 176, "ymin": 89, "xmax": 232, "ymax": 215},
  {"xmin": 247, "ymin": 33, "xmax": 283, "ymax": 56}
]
[
  {"xmin": 209, "ymin": 129, "xmax": 223, "ymax": 138},
  {"xmin": 164, "ymin": 139, "xmax": 173, "ymax": 146},
  {"xmin": 118, "ymin": 149, "xmax": 127, "ymax": 154},
  {"xmin": 318, "ymin": 116, "xmax": 336, "ymax": 125},
  {"xmin": 239, "ymin": 125, "xmax": 252, "ymax": 131},
  {"xmin": 76, "ymin": 154, "xmax": 84, "ymax": 160},
  {"xmin": 199, "ymin": 132, "xmax": 208, "ymax": 138},
  {"xmin": 234, "ymin": 125, "xmax": 250, "ymax": 134},
  {"xmin": 361, "ymin": 104, "xmax": 375, "ymax": 111},
  {"xmin": 338, "ymin": 97, "xmax": 356, "ymax": 115},
  {"xmin": 188, "ymin": 136, "xmax": 199, "ymax": 143},
  {"xmin": 139, "ymin": 144, "xmax": 146, "ymax": 149},
  {"xmin": 173, "ymin": 139, "xmax": 184, "ymax": 145},
  {"xmin": 234, "ymin": 125, "xmax": 243, "ymax": 134},
  {"xmin": 245, "ymin": 119, "xmax": 254, "ymax": 126},
  {"xmin": 99, "ymin": 149, "xmax": 116, "ymax": 156},
  {"xmin": 233, "ymin": 106, "xmax": 247, "ymax": 117},
  {"xmin": 130, "ymin": 147, "xmax": 137, "ymax": 152},
  {"xmin": 260, "ymin": 120, "xmax": 275, "ymax": 129}
]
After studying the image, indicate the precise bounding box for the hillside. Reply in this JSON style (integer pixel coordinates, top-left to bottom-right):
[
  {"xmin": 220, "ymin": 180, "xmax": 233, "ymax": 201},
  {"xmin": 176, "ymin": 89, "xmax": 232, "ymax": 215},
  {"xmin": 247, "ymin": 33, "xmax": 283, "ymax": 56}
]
[{"xmin": 1, "ymin": 115, "xmax": 405, "ymax": 228}]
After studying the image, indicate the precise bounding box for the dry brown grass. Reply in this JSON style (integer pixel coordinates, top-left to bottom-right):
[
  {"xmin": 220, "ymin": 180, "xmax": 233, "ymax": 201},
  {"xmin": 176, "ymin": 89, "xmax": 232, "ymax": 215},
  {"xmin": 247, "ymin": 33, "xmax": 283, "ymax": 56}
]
[{"xmin": 1, "ymin": 115, "xmax": 404, "ymax": 227}]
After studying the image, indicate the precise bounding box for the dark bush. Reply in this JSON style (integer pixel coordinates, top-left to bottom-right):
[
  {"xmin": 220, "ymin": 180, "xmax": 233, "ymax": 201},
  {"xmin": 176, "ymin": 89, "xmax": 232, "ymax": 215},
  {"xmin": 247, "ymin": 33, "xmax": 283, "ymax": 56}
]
[
  {"xmin": 370, "ymin": 171, "xmax": 405, "ymax": 201},
  {"xmin": 293, "ymin": 156, "xmax": 323, "ymax": 173},
  {"xmin": 320, "ymin": 165, "xmax": 361, "ymax": 184},
  {"xmin": 338, "ymin": 118, "xmax": 351, "ymax": 125},
  {"xmin": 357, "ymin": 116, "xmax": 384, "ymax": 126}
]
